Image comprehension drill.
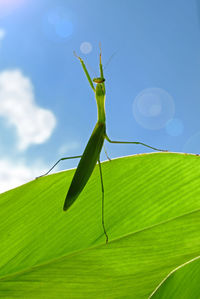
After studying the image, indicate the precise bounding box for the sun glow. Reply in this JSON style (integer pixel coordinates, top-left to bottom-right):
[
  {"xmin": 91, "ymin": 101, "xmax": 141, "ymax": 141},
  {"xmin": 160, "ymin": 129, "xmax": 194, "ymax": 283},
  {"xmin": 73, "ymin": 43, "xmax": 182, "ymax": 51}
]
[
  {"xmin": 0, "ymin": 0, "xmax": 24, "ymax": 5},
  {"xmin": 0, "ymin": 0, "xmax": 25, "ymax": 16}
]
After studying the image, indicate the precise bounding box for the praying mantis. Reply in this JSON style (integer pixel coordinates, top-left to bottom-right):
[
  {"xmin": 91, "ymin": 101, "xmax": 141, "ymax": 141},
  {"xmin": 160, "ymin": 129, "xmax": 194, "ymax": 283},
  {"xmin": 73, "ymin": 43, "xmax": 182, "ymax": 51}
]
[{"xmin": 39, "ymin": 49, "xmax": 165, "ymax": 243}]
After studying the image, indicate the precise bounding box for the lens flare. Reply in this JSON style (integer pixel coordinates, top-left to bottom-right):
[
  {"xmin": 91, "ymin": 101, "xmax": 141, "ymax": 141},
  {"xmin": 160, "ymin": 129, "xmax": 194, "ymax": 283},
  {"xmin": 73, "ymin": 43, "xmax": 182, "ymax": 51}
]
[{"xmin": 42, "ymin": 7, "xmax": 74, "ymax": 43}]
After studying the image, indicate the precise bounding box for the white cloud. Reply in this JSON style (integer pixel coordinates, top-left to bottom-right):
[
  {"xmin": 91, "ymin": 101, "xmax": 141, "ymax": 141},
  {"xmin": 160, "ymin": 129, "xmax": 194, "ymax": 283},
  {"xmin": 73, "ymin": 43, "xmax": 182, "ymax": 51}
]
[
  {"xmin": 0, "ymin": 70, "xmax": 56, "ymax": 150},
  {"xmin": 0, "ymin": 28, "xmax": 5, "ymax": 41},
  {"xmin": 0, "ymin": 158, "xmax": 48, "ymax": 193}
]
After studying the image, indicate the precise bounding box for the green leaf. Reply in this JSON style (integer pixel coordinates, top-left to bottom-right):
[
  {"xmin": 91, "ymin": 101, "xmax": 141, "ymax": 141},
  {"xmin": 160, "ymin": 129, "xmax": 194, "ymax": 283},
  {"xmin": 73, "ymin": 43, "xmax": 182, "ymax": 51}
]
[
  {"xmin": 0, "ymin": 153, "xmax": 200, "ymax": 298},
  {"xmin": 151, "ymin": 257, "xmax": 200, "ymax": 299}
]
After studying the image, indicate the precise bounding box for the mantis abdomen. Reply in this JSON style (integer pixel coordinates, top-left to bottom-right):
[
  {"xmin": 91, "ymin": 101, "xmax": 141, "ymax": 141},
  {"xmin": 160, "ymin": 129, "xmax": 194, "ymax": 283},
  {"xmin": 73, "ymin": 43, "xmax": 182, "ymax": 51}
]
[{"xmin": 63, "ymin": 122, "xmax": 105, "ymax": 211}]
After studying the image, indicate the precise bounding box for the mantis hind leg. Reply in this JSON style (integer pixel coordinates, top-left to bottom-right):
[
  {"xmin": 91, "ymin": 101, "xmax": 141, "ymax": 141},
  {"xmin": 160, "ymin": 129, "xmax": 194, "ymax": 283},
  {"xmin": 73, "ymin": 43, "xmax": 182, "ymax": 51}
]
[
  {"xmin": 105, "ymin": 135, "xmax": 167, "ymax": 152},
  {"xmin": 36, "ymin": 155, "xmax": 82, "ymax": 179},
  {"xmin": 98, "ymin": 159, "xmax": 108, "ymax": 244},
  {"xmin": 103, "ymin": 145, "xmax": 111, "ymax": 161}
]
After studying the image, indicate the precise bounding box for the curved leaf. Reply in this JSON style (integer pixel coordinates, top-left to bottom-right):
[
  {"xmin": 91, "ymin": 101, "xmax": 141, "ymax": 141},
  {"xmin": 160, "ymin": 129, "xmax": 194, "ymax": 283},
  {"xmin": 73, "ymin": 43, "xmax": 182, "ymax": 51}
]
[
  {"xmin": 151, "ymin": 257, "xmax": 200, "ymax": 299},
  {"xmin": 0, "ymin": 153, "xmax": 200, "ymax": 298}
]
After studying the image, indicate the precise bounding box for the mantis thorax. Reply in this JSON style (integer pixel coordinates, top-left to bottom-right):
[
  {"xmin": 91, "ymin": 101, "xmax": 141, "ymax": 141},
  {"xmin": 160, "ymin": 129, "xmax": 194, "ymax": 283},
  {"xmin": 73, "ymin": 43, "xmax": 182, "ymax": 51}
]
[{"xmin": 95, "ymin": 83, "xmax": 106, "ymax": 123}]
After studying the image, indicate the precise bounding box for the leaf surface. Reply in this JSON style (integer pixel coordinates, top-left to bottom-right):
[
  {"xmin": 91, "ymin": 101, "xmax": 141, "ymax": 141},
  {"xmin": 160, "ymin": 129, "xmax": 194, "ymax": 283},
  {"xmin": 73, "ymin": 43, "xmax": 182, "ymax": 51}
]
[{"xmin": 0, "ymin": 153, "xmax": 200, "ymax": 298}]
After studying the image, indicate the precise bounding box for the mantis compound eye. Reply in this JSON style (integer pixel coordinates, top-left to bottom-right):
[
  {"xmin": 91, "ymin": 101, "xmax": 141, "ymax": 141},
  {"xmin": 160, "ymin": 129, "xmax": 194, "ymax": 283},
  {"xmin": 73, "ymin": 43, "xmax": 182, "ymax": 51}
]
[{"xmin": 93, "ymin": 77, "xmax": 105, "ymax": 83}]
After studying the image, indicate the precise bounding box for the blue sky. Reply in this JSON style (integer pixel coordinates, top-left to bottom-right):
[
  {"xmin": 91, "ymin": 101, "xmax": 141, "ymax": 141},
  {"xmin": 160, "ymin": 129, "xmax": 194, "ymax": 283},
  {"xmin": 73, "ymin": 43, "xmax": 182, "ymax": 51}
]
[{"xmin": 0, "ymin": 0, "xmax": 200, "ymax": 192}]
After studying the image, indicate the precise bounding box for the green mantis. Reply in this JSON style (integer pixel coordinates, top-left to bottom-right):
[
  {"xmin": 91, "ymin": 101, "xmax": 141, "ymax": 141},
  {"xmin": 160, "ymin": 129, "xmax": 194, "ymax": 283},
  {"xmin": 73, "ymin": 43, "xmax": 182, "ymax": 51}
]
[{"xmin": 39, "ymin": 49, "xmax": 165, "ymax": 243}]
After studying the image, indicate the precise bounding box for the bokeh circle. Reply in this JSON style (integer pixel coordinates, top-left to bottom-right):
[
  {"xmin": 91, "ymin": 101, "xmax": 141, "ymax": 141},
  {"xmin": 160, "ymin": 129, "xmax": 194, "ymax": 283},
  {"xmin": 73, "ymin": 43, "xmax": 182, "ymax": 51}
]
[
  {"xmin": 80, "ymin": 42, "xmax": 92, "ymax": 54},
  {"xmin": 133, "ymin": 88, "xmax": 175, "ymax": 130},
  {"xmin": 183, "ymin": 131, "xmax": 200, "ymax": 154},
  {"xmin": 165, "ymin": 118, "xmax": 184, "ymax": 136}
]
